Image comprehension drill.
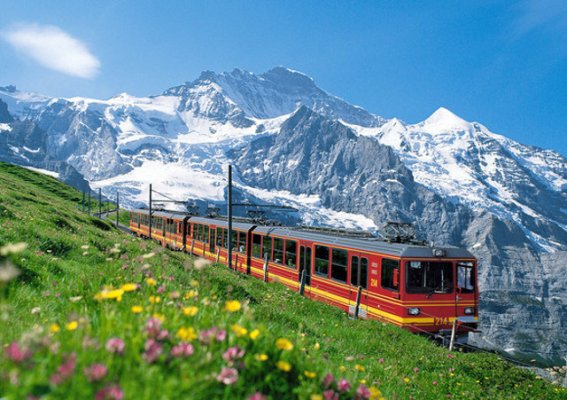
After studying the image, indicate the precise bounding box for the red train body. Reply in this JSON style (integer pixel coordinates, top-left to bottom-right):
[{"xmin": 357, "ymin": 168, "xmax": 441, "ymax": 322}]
[{"xmin": 129, "ymin": 209, "xmax": 479, "ymax": 338}]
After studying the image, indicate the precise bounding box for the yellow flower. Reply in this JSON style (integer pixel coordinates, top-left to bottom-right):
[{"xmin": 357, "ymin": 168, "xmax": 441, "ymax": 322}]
[
  {"xmin": 249, "ymin": 329, "xmax": 260, "ymax": 340},
  {"xmin": 224, "ymin": 300, "xmax": 241, "ymax": 312},
  {"xmin": 182, "ymin": 306, "xmax": 199, "ymax": 316},
  {"xmin": 190, "ymin": 279, "xmax": 199, "ymax": 288},
  {"xmin": 339, "ymin": 365, "xmax": 346, "ymax": 372},
  {"xmin": 359, "ymin": 379, "xmax": 367, "ymax": 384},
  {"xmin": 369, "ymin": 387, "xmax": 383, "ymax": 400},
  {"xmin": 255, "ymin": 353, "xmax": 268, "ymax": 362},
  {"xmin": 276, "ymin": 338, "xmax": 294, "ymax": 351},
  {"xmin": 176, "ymin": 327, "xmax": 197, "ymax": 341},
  {"xmin": 121, "ymin": 283, "xmax": 138, "ymax": 292},
  {"xmin": 313, "ymin": 342, "xmax": 320, "ymax": 350},
  {"xmin": 231, "ymin": 324, "xmax": 248, "ymax": 337},
  {"xmin": 403, "ymin": 377, "xmax": 411, "ymax": 384},
  {"xmin": 66, "ymin": 321, "xmax": 78, "ymax": 331},
  {"xmin": 310, "ymin": 395, "xmax": 323, "ymax": 400},
  {"xmin": 276, "ymin": 360, "xmax": 292, "ymax": 372},
  {"xmin": 131, "ymin": 305, "xmax": 143, "ymax": 313},
  {"xmin": 94, "ymin": 288, "xmax": 124, "ymax": 302},
  {"xmin": 304, "ymin": 371, "xmax": 316, "ymax": 379},
  {"xmin": 152, "ymin": 313, "xmax": 165, "ymax": 322},
  {"xmin": 355, "ymin": 364, "xmax": 365, "ymax": 372},
  {"xmin": 149, "ymin": 295, "xmax": 161, "ymax": 304},
  {"xmin": 146, "ymin": 278, "xmax": 157, "ymax": 286},
  {"xmin": 49, "ymin": 323, "xmax": 60, "ymax": 333},
  {"xmin": 184, "ymin": 290, "xmax": 198, "ymax": 299}
]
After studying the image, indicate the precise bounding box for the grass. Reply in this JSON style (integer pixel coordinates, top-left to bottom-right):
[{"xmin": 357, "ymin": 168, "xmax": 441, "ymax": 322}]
[{"xmin": 0, "ymin": 162, "xmax": 565, "ymax": 399}]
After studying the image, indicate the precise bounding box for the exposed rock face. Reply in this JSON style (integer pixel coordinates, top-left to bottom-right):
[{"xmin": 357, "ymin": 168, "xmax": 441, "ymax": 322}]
[{"xmin": 0, "ymin": 67, "xmax": 565, "ymax": 364}]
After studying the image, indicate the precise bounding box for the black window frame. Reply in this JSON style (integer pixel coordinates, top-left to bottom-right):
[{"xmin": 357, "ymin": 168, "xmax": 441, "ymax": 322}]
[
  {"xmin": 381, "ymin": 258, "xmax": 400, "ymax": 292},
  {"xmin": 314, "ymin": 245, "xmax": 330, "ymax": 277},
  {"xmin": 331, "ymin": 248, "xmax": 348, "ymax": 283}
]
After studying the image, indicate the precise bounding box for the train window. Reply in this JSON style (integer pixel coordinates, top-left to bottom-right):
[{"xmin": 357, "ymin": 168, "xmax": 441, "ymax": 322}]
[
  {"xmin": 314, "ymin": 245, "xmax": 329, "ymax": 277},
  {"xmin": 360, "ymin": 258, "xmax": 368, "ymax": 289},
  {"xmin": 204, "ymin": 225, "xmax": 209, "ymax": 243},
  {"xmin": 285, "ymin": 240, "xmax": 297, "ymax": 268},
  {"xmin": 331, "ymin": 248, "xmax": 348, "ymax": 283},
  {"xmin": 457, "ymin": 262, "xmax": 474, "ymax": 293},
  {"xmin": 406, "ymin": 261, "xmax": 453, "ymax": 294},
  {"xmin": 262, "ymin": 237, "xmax": 272, "ymax": 261},
  {"xmin": 231, "ymin": 231, "xmax": 238, "ymax": 249},
  {"xmin": 273, "ymin": 238, "xmax": 284, "ymax": 264},
  {"xmin": 216, "ymin": 228, "xmax": 223, "ymax": 247},
  {"xmin": 238, "ymin": 232, "xmax": 246, "ymax": 253},
  {"xmin": 252, "ymin": 234, "xmax": 262, "ymax": 258},
  {"xmin": 382, "ymin": 259, "xmax": 400, "ymax": 291},
  {"xmin": 222, "ymin": 229, "xmax": 228, "ymax": 248},
  {"xmin": 194, "ymin": 224, "xmax": 201, "ymax": 241}
]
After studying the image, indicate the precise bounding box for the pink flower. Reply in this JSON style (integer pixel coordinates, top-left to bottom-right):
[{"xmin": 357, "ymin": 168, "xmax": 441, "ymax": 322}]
[
  {"xmin": 217, "ymin": 367, "xmax": 238, "ymax": 385},
  {"xmin": 324, "ymin": 390, "xmax": 339, "ymax": 400},
  {"xmin": 84, "ymin": 363, "xmax": 108, "ymax": 382},
  {"xmin": 447, "ymin": 353, "xmax": 454, "ymax": 359},
  {"xmin": 215, "ymin": 329, "xmax": 227, "ymax": 341},
  {"xmin": 338, "ymin": 378, "xmax": 351, "ymax": 392},
  {"xmin": 199, "ymin": 327, "xmax": 226, "ymax": 344},
  {"xmin": 432, "ymin": 381, "xmax": 438, "ymax": 386},
  {"xmin": 171, "ymin": 343, "xmax": 194, "ymax": 358},
  {"xmin": 247, "ymin": 393, "xmax": 267, "ymax": 400},
  {"xmin": 222, "ymin": 346, "xmax": 245, "ymax": 363},
  {"xmin": 50, "ymin": 353, "xmax": 76, "ymax": 385},
  {"xmin": 378, "ymin": 357, "xmax": 385, "ymax": 363},
  {"xmin": 145, "ymin": 318, "xmax": 168, "ymax": 340},
  {"xmin": 95, "ymin": 384, "xmax": 124, "ymax": 400},
  {"xmin": 5, "ymin": 342, "xmax": 33, "ymax": 363},
  {"xmin": 356, "ymin": 384, "xmax": 371, "ymax": 400},
  {"xmin": 157, "ymin": 284, "xmax": 166, "ymax": 294},
  {"xmin": 322, "ymin": 373, "xmax": 335, "ymax": 388},
  {"xmin": 143, "ymin": 339, "xmax": 162, "ymax": 363},
  {"xmin": 105, "ymin": 338, "xmax": 125, "ymax": 355},
  {"xmin": 413, "ymin": 367, "xmax": 419, "ymax": 373}
]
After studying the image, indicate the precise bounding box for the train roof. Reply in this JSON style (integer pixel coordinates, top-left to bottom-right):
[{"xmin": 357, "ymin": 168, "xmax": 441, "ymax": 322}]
[{"xmin": 130, "ymin": 209, "xmax": 474, "ymax": 259}]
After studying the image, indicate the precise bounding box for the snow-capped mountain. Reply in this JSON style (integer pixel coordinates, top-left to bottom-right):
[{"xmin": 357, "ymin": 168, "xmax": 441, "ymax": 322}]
[{"xmin": 0, "ymin": 67, "xmax": 566, "ymax": 364}]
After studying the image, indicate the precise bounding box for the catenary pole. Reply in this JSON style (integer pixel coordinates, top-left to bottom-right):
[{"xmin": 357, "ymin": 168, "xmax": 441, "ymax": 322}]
[
  {"xmin": 149, "ymin": 184, "xmax": 152, "ymax": 239},
  {"xmin": 116, "ymin": 192, "xmax": 119, "ymax": 227},
  {"xmin": 227, "ymin": 165, "xmax": 233, "ymax": 270},
  {"xmin": 98, "ymin": 188, "xmax": 102, "ymax": 217}
]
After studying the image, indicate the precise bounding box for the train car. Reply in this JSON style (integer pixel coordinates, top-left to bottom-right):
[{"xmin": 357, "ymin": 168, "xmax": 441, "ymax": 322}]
[{"xmin": 129, "ymin": 209, "xmax": 478, "ymax": 338}]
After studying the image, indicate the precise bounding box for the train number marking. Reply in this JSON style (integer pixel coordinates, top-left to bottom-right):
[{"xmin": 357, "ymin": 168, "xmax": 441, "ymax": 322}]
[
  {"xmin": 434, "ymin": 317, "xmax": 449, "ymax": 326},
  {"xmin": 370, "ymin": 278, "xmax": 378, "ymax": 287}
]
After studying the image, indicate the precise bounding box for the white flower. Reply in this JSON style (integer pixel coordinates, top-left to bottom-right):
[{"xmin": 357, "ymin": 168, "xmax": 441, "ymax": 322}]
[
  {"xmin": 0, "ymin": 242, "xmax": 28, "ymax": 256},
  {"xmin": 0, "ymin": 261, "xmax": 20, "ymax": 282}
]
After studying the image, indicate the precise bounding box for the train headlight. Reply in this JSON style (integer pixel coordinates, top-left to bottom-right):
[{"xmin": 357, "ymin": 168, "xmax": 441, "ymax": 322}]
[
  {"xmin": 464, "ymin": 307, "xmax": 474, "ymax": 315},
  {"xmin": 407, "ymin": 307, "xmax": 420, "ymax": 316}
]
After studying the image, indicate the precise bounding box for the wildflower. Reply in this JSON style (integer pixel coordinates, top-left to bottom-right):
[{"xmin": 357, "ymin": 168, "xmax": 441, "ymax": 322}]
[
  {"xmin": 413, "ymin": 367, "xmax": 419, "ymax": 373},
  {"xmin": 94, "ymin": 288, "xmax": 124, "ymax": 302},
  {"xmin": 95, "ymin": 384, "xmax": 124, "ymax": 400},
  {"xmin": 66, "ymin": 321, "xmax": 78, "ymax": 331},
  {"xmin": 0, "ymin": 242, "xmax": 28, "ymax": 256},
  {"xmin": 81, "ymin": 245, "xmax": 89, "ymax": 250},
  {"xmin": 231, "ymin": 324, "xmax": 248, "ymax": 337},
  {"xmin": 217, "ymin": 367, "xmax": 238, "ymax": 385},
  {"xmin": 121, "ymin": 283, "xmax": 138, "ymax": 292},
  {"xmin": 255, "ymin": 353, "xmax": 268, "ymax": 362},
  {"xmin": 222, "ymin": 346, "xmax": 245, "ymax": 363},
  {"xmin": 5, "ymin": 342, "xmax": 32, "ymax": 363},
  {"xmin": 0, "ymin": 261, "xmax": 20, "ymax": 282},
  {"xmin": 69, "ymin": 296, "xmax": 83, "ymax": 302},
  {"xmin": 145, "ymin": 318, "xmax": 168, "ymax": 340},
  {"xmin": 105, "ymin": 338, "xmax": 125, "ymax": 355},
  {"xmin": 146, "ymin": 277, "xmax": 157, "ymax": 286},
  {"xmin": 169, "ymin": 291, "xmax": 180, "ymax": 299},
  {"xmin": 432, "ymin": 381, "xmax": 438, "ymax": 386},
  {"xmin": 142, "ymin": 252, "xmax": 155, "ymax": 259},
  {"xmin": 224, "ymin": 300, "xmax": 241, "ymax": 312},
  {"xmin": 378, "ymin": 358, "xmax": 384, "ymax": 363},
  {"xmin": 149, "ymin": 295, "xmax": 161, "ymax": 304},
  {"xmin": 403, "ymin": 377, "xmax": 411, "ymax": 384},
  {"xmin": 143, "ymin": 339, "xmax": 162, "ymax": 363},
  {"xmin": 216, "ymin": 329, "xmax": 227, "ymax": 341},
  {"xmin": 338, "ymin": 378, "xmax": 351, "ymax": 392},
  {"xmin": 184, "ymin": 290, "xmax": 198, "ymax": 299},
  {"xmin": 157, "ymin": 284, "xmax": 166, "ymax": 294},
  {"xmin": 304, "ymin": 370, "xmax": 317, "ymax": 379},
  {"xmin": 131, "ymin": 305, "xmax": 143, "ymax": 313},
  {"xmin": 50, "ymin": 353, "xmax": 76, "ymax": 385},
  {"xmin": 50, "ymin": 323, "xmax": 61, "ymax": 334},
  {"xmin": 276, "ymin": 338, "xmax": 294, "ymax": 351},
  {"xmin": 356, "ymin": 384, "xmax": 371, "ymax": 400},
  {"xmin": 84, "ymin": 363, "xmax": 108, "ymax": 382},
  {"xmin": 314, "ymin": 342, "xmax": 321, "ymax": 350},
  {"xmin": 171, "ymin": 343, "xmax": 194, "ymax": 358},
  {"xmin": 322, "ymin": 373, "xmax": 335, "ymax": 388},
  {"xmin": 339, "ymin": 365, "xmax": 347, "ymax": 372},
  {"xmin": 369, "ymin": 387, "xmax": 383, "ymax": 400},
  {"xmin": 31, "ymin": 307, "xmax": 41, "ymax": 314},
  {"xmin": 176, "ymin": 327, "xmax": 197, "ymax": 342},
  {"xmin": 447, "ymin": 353, "xmax": 455, "ymax": 359},
  {"xmin": 277, "ymin": 360, "xmax": 292, "ymax": 372},
  {"xmin": 310, "ymin": 395, "xmax": 323, "ymax": 400},
  {"xmin": 190, "ymin": 279, "xmax": 199, "ymax": 287},
  {"xmin": 323, "ymin": 390, "xmax": 339, "ymax": 400},
  {"xmin": 248, "ymin": 393, "xmax": 268, "ymax": 400},
  {"xmin": 355, "ymin": 364, "xmax": 365, "ymax": 372},
  {"xmin": 182, "ymin": 306, "xmax": 199, "ymax": 316},
  {"xmin": 193, "ymin": 258, "xmax": 211, "ymax": 270}
]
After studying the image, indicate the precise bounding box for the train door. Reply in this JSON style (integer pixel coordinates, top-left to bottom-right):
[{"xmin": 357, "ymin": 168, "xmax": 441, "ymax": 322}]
[
  {"xmin": 349, "ymin": 253, "xmax": 369, "ymax": 316},
  {"xmin": 298, "ymin": 245, "xmax": 312, "ymax": 287}
]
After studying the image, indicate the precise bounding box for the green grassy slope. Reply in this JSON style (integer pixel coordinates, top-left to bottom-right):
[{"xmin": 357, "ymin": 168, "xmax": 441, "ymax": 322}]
[{"xmin": 0, "ymin": 162, "xmax": 565, "ymax": 399}]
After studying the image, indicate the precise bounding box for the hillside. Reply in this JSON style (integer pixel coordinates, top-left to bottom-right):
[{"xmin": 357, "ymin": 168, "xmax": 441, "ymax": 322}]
[{"xmin": 0, "ymin": 162, "xmax": 565, "ymax": 399}]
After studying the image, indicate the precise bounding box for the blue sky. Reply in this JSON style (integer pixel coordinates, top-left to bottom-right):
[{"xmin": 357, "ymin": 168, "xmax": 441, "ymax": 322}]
[{"xmin": 1, "ymin": 0, "xmax": 566, "ymax": 155}]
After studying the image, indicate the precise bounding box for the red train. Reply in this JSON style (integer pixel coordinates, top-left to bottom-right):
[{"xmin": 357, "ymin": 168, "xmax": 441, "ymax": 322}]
[{"xmin": 129, "ymin": 209, "xmax": 478, "ymax": 338}]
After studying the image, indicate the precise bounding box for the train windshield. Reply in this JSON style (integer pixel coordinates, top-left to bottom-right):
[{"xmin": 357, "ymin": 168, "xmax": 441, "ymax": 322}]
[
  {"xmin": 457, "ymin": 261, "xmax": 475, "ymax": 293},
  {"xmin": 406, "ymin": 261, "xmax": 453, "ymax": 294}
]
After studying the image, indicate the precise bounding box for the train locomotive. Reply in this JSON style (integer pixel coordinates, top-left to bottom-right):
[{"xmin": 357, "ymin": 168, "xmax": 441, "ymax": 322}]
[{"xmin": 129, "ymin": 209, "xmax": 478, "ymax": 339}]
